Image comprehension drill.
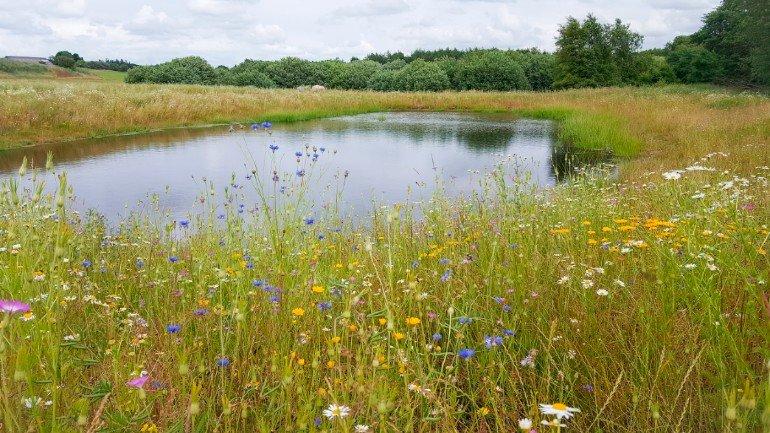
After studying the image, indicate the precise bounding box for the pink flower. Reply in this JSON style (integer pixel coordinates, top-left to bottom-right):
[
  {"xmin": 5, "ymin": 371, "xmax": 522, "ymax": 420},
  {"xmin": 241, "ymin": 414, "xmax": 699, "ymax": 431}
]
[
  {"xmin": 126, "ymin": 374, "xmax": 149, "ymax": 389},
  {"xmin": 0, "ymin": 300, "xmax": 30, "ymax": 314}
]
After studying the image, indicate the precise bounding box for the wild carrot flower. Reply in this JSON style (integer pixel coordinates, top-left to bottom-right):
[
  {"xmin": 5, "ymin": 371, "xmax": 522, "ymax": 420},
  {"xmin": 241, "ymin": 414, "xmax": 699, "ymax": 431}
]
[{"xmin": 323, "ymin": 403, "xmax": 350, "ymax": 420}]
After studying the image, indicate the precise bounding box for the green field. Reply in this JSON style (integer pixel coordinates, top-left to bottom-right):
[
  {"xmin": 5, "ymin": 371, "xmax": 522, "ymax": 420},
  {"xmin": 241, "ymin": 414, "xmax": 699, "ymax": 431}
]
[{"xmin": 0, "ymin": 78, "xmax": 768, "ymax": 432}]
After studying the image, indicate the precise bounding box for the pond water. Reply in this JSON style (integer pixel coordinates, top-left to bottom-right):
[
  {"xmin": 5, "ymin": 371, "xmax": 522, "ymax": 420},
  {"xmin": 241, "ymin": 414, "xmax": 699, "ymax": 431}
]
[{"xmin": 0, "ymin": 112, "xmax": 586, "ymax": 223}]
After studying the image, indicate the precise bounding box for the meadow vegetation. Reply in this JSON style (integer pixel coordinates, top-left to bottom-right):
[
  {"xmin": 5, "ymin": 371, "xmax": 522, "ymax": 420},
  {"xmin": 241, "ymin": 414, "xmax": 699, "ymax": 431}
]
[{"xmin": 0, "ymin": 76, "xmax": 768, "ymax": 432}]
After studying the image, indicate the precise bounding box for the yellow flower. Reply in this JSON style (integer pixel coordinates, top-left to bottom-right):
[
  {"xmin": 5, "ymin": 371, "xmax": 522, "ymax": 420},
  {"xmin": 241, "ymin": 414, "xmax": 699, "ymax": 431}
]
[
  {"xmin": 405, "ymin": 317, "xmax": 421, "ymax": 326},
  {"xmin": 477, "ymin": 407, "xmax": 490, "ymax": 416},
  {"xmin": 311, "ymin": 285, "xmax": 325, "ymax": 293},
  {"xmin": 292, "ymin": 308, "xmax": 305, "ymax": 317},
  {"xmin": 348, "ymin": 324, "xmax": 358, "ymax": 332},
  {"xmin": 330, "ymin": 336, "xmax": 341, "ymax": 344},
  {"xmin": 393, "ymin": 332, "xmax": 405, "ymax": 341},
  {"xmin": 326, "ymin": 360, "xmax": 335, "ymax": 368},
  {"xmin": 378, "ymin": 318, "xmax": 387, "ymax": 325},
  {"xmin": 297, "ymin": 358, "xmax": 306, "ymax": 366}
]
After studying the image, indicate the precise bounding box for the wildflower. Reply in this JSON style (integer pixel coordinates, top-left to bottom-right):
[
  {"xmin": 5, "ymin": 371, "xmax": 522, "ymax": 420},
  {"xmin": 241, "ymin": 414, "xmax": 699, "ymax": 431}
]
[
  {"xmin": 262, "ymin": 121, "xmax": 272, "ymax": 128},
  {"xmin": 541, "ymin": 418, "xmax": 567, "ymax": 428},
  {"xmin": 250, "ymin": 123, "xmax": 261, "ymax": 130},
  {"xmin": 269, "ymin": 144, "xmax": 279, "ymax": 152},
  {"xmin": 292, "ymin": 307, "xmax": 305, "ymax": 317},
  {"xmin": 0, "ymin": 300, "xmax": 31, "ymax": 314},
  {"xmin": 662, "ymin": 170, "xmax": 683, "ymax": 180},
  {"xmin": 126, "ymin": 373, "xmax": 149, "ymax": 389},
  {"xmin": 304, "ymin": 217, "xmax": 315, "ymax": 225},
  {"xmin": 539, "ymin": 403, "xmax": 581, "ymax": 419},
  {"xmin": 354, "ymin": 424, "xmax": 371, "ymax": 433},
  {"xmin": 596, "ymin": 289, "xmax": 609, "ymax": 296},
  {"xmin": 168, "ymin": 256, "xmax": 179, "ymax": 263},
  {"xmin": 393, "ymin": 331, "xmax": 405, "ymax": 340},
  {"xmin": 216, "ymin": 357, "xmax": 231, "ymax": 368},
  {"xmin": 520, "ymin": 354, "xmax": 535, "ymax": 367},
  {"xmin": 440, "ymin": 270, "xmax": 452, "ymax": 282},
  {"xmin": 484, "ymin": 335, "xmax": 503, "ymax": 349},
  {"xmin": 317, "ymin": 301, "xmax": 332, "ymax": 311},
  {"xmin": 296, "ymin": 169, "xmax": 305, "ymax": 177},
  {"xmin": 311, "ymin": 285, "xmax": 324, "ymax": 293},
  {"xmin": 405, "ymin": 317, "xmax": 421, "ymax": 326},
  {"xmin": 458, "ymin": 316, "xmax": 472, "ymax": 325},
  {"xmin": 82, "ymin": 259, "xmax": 92, "ymax": 268},
  {"xmin": 518, "ymin": 418, "xmax": 533, "ymax": 430},
  {"xmin": 33, "ymin": 272, "xmax": 45, "ymax": 282},
  {"xmin": 166, "ymin": 324, "xmax": 181, "ymax": 334},
  {"xmin": 458, "ymin": 348, "xmax": 476, "ymax": 359},
  {"xmin": 477, "ymin": 407, "xmax": 490, "ymax": 416},
  {"xmin": 432, "ymin": 332, "xmax": 442, "ymax": 342},
  {"xmin": 323, "ymin": 403, "xmax": 351, "ymax": 420}
]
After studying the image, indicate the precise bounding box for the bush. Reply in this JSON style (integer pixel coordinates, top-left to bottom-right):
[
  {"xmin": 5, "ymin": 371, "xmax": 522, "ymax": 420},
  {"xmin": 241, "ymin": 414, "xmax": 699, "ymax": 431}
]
[
  {"xmin": 394, "ymin": 59, "xmax": 450, "ymax": 91},
  {"xmin": 456, "ymin": 51, "xmax": 529, "ymax": 91},
  {"xmin": 383, "ymin": 59, "xmax": 407, "ymax": 71},
  {"xmin": 666, "ymin": 44, "xmax": 721, "ymax": 83},
  {"xmin": 329, "ymin": 60, "xmax": 381, "ymax": 90},
  {"xmin": 434, "ymin": 57, "xmax": 461, "ymax": 89},
  {"xmin": 125, "ymin": 66, "xmax": 153, "ymax": 83},
  {"xmin": 367, "ymin": 70, "xmax": 399, "ymax": 91},
  {"xmin": 51, "ymin": 51, "xmax": 81, "ymax": 69},
  {"xmin": 141, "ymin": 56, "xmax": 216, "ymax": 85},
  {"xmin": 264, "ymin": 57, "xmax": 331, "ymax": 88},
  {"xmin": 510, "ymin": 50, "xmax": 555, "ymax": 91},
  {"xmin": 634, "ymin": 53, "xmax": 676, "ymax": 84}
]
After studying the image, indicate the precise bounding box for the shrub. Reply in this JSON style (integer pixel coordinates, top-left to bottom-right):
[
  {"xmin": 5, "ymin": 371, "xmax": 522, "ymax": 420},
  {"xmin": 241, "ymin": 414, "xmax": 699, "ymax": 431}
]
[
  {"xmin": 264, "ymin": 57, "xmax": 330, "ymax": 88},
  {"xmin": 456, "ymin": 51, "xmax": 529, "ymax": 91},
  {"xmin": 218, "ymin": 69, "xmax": 276, "ymax": 88},
  {"xmin": 125, "ymin": 66, "xmax": 154, "ymax": 83},
  {"xmin": 666, "ymin": 44, "xmax": 721, "ymax": 83},
  {"xmin": 434, "ymin": 57, "xmax": 461, "ymax": 89},
  {"xmin": 510, "ymin": 50, "xmax": 555, "ymax": 91},
  {"xmin": 634, "ymin": 53, "xmax": 676, "ymax": 84},
  {"xmin": 393, "ymin": 59, "xmax": 450, "ymax": 91},
  {"xmin": 367, "ymin": 70, "xmax": 399, "ymax": 91},
  {"xmin": 145, "ymin": 56, "xmax": 216, "ymax": 85},
  {"xmin": 329, "ymin": 60, "xmax": 381, "ymax": 90}
]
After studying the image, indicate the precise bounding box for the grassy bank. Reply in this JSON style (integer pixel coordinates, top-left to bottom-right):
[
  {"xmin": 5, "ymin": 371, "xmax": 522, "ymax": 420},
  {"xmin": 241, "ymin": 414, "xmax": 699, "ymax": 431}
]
[{"xmin": 2, "ymin": 78, "xmax": 768, "ymax": 172}]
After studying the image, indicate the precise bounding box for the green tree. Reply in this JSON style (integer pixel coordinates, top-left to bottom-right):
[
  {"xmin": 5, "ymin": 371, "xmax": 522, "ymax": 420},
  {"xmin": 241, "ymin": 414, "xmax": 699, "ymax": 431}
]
[
  {"xmin": 456, "ymin": 51, "xmax": 529, "ymax": 91},
  {"xmin": 51, "ymin": 51, "xmax": 80, "ymax": 69},
  {"xmin": 510, "ymin": 49, "xmax": 555, "ymax": 91},
  {"xmin": 394, "ymin": 59, "xmax": 450, "ymax": 91},
  {"xmin": 553, "ymin": 15, "xmax": 642, "ymax": 88},
  {"xmin": 666, "ymin": 43, "xmax": 721, "ymax": 83},
  {"xmin": 329, "ymin": 60, "xmax": 381, "ymax": 89}
]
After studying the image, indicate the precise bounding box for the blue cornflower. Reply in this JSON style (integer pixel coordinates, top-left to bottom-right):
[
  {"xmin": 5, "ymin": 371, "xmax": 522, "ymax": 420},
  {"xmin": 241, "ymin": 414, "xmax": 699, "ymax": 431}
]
[
  {"xmin": 432, "ymin": 332, "xmax": 442, "ymax": 342},
  {"xmin": 262, "ymin": 121, "xmax": 272, "ymax": 128},
  {"xmin": 317, "ymin": 234, "xmax": 325, "ymax": 240},
  {"xmin": 440, "ymin": 269, "xmax": 452, "ymax": 282},
  {"xmin": 502, "ymin": 304, "xmax": 512, "ymax": 313},
  {"xmin": 216, "ymin": 357, "xmax": 231, "ymax": 367},
  {"xmin": 317, "ymin": 301, "xmax": 332, "ymax": 311},
  {"xmin": 246, "ymin": 262, "xmax": 254, "ymax": 269},
  {"xmin": 319, "ymin": 147, "xmax": 326, "ymax": 152},
  {"xmin": 438, "ymin": 257, "xmax": 450, "ymax": 265},
  {"xmin": 252, "ymin": 279, "xmax": 265, "ymax": 287},
  {"xmin": 251, "ymin": 123, "xmax": 261, "ymax": 130},
  {"xmin": 217, "ymin": 214, "xmax": 225, "ymax": 220},
  {"xmin": 166, "ymin": 324, "xmax": 181, "ymax": 334},
  {"xmin": 178, "ymin": 219, "xmax": 189, "ymax": 228},
  {"xmin": 269, "ymin": 144, "xmax": 279, "ymax": 152},
  {"xmin": 492, "ymin": 296, "xmax": 505, "ymax": 304},
  {"xmin": 484, "ymin": 335, "xmax": 503, "ymax": 349},
  {"xmin": 503, "ymin": 329, "xmax": 516, "ymax": 337},
  {"xmin": 269, "ymin": 294, "xmax": 280, "ymax": 303},
  {"xmin": 458, "ymin": 316, "xmax": 472, "ymax": 325},
  {"xmin": 296, "ymin": 169, "xmax": 305, "ymax": 177},
  {"xmin": 314, "ymin": 417, "xmax": 322, "ymax": 428},
  {"xmin": 168, "ymin": 256, "xmax": 179, "ymax": 263},
  {"xmin": 304, "ymin": 217, "xmax": 315, "ymax": 225},
  {"xmin": 458, "ymin": 348, "xmax": 476, "ymax": 360},
  {"xmin": 135, "ymin": 258, "xmax": 144, "ymax": 269},
  {"xmin": 329, "ymin": 287, "xmax": 343, "ymax": 297},
  {"xmin": 295, "ymin": 151, "xmax": 303, "ymax": 157},
  {"xmin": 82, "ymin": 259, "xmax": 92, "ymax": 268}
]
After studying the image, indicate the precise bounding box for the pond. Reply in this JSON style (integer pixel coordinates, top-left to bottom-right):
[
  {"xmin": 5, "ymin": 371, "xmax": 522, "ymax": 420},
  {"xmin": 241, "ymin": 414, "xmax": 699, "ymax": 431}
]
[{"xmin": 0, "ymin": 112, "xmax": 589, "ymax": 223}]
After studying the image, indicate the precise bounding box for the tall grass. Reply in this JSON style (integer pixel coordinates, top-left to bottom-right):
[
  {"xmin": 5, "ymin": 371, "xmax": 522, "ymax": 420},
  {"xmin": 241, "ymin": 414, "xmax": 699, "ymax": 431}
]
[
  {"xmin": 1, "ymin": 79, "xmax": 768, "ymax": 175},
  {"xmin": 0, "ymin": 142, "xmax": 767, "ymax": 431}
]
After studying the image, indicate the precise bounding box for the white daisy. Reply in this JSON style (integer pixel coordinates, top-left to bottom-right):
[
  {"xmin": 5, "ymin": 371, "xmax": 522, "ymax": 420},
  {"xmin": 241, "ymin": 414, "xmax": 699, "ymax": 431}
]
[
  {"xmin": 354, "ymin": 425, "xmax": 371, "ymax": 433},
  {"xmin": 539, "ymin": 403, "xmax": 581, "ymax": 419},
  {"xmin": 518, "ymin": 417, "xmax": 533, "ymax": 430},
  {"xmin": 323, "ymin": 403, "xmax": 351, "ymax": 420}
]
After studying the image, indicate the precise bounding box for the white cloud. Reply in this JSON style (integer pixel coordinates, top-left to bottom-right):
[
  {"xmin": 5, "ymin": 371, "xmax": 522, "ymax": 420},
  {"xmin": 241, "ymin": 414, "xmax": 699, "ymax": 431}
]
[
  {"xmin": 250, "ymin": 24, "xmax": 285, "ymax": 43},
  {"xmin": 0, "ymin": 0, "xmax": 721, "ymax": 64}
]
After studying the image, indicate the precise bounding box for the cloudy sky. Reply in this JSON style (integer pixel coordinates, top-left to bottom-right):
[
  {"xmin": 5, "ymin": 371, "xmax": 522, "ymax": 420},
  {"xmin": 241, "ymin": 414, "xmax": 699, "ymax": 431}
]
[{"xmin": 0, "ymin": 0, "xmax": 719, "ymax": 66}]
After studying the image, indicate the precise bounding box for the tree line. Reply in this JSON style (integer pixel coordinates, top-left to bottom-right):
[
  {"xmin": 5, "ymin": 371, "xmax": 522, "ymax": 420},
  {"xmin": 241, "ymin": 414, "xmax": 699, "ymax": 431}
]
[{"xmin": 106, "ymin": 0, "xmax": 770, "ymax": 90}]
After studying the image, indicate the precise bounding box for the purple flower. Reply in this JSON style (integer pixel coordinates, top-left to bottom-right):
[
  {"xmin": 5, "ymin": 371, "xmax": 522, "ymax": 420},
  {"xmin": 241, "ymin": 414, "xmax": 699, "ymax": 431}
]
[
  {"xmin": 166, "ymin": 324, "xmax": 181, "ymax": 334},
  {"xmin": 458, "ymin": 316, "xmax": 472, "ymax": 325},
  {"xmin": 194, "ymin": 308, "xmax": 209, "ymax": 316},
  {"xmin": 126, "ymin": 374, "xmax": 149, "ymax": 389},
  {"xmin": 168, "ymin": 256, "xmax": 179, "ymax": 263},
  {"xmin": 432, "ymin": 332, "xmax": 442, "ymax": 342},
  {"xmin": 0, "ymin": 300, "xmax": 30, "ymax": 314},
  {"xmin": 440, "ymin": 270, "xmax": 452, "ymax": 282},
  {"xmin": 317, "ymin": 301, "xmax": 332, "ymax": 311},
  {"xmin": 458, "ymin": 348, "xmax": 476, "ymax": 360},
  {"xmin": 82, "ymin": 259, "xmax": 92, "ymax": 268},
  {"xmin": 484, "ymin": 335, "xmax": 503, "ymax": 349}
]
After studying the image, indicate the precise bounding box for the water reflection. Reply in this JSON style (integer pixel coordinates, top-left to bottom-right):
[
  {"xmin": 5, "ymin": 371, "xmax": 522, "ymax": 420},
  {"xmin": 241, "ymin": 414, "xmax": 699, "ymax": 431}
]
[{"xmin": 0, "ymin": 112, "xmax": 599, "ymax": 223}]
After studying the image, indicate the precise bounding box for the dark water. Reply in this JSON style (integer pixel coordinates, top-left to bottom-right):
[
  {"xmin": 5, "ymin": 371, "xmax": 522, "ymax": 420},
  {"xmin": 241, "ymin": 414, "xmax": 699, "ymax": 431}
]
[{"xmin": 0, "ymin": 112, "xmax": 585, "ymax": 223}]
